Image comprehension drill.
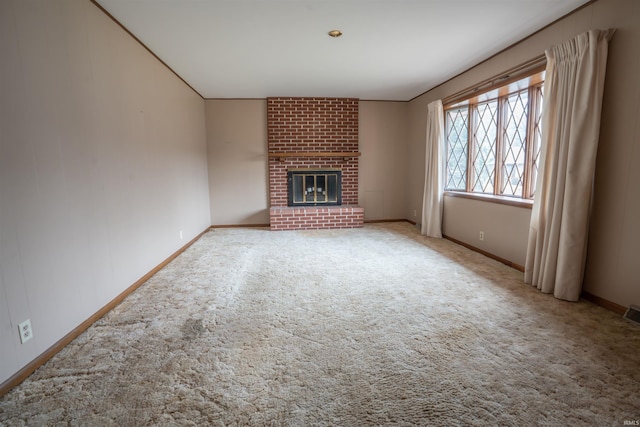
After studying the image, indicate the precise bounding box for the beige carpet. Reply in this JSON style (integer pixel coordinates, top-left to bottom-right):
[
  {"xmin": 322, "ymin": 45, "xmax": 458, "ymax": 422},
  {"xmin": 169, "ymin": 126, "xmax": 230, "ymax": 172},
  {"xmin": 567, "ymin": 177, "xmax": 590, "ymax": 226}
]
[{"xmin": 1, "ymin": 222, "xmax": 639, "ymax": 426}]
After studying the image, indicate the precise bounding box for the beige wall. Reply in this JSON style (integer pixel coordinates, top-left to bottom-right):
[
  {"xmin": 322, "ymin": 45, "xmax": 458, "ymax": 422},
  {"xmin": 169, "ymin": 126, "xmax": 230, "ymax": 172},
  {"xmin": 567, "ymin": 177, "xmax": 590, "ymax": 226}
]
[
  {"xmin": 359, "ymin": 101, "xmax": 409, "ymax": 221},
  {"xmin": 0, "ymin": 0, "xmax": 210, "ymax": 385},
  {"xmin": 407, "ymin": 0, "xmax": 640, "ymax": 307},
  {"xmin": 205, "ymin": 100, "xmax": 269, "ymax": 225},
  {"xmin": 205, "ymin": 99, "xmax": 409, "ymax": 224},
  {"xmin": 443, "ymin": 197, "xmax": 531, "ymax": 266}
]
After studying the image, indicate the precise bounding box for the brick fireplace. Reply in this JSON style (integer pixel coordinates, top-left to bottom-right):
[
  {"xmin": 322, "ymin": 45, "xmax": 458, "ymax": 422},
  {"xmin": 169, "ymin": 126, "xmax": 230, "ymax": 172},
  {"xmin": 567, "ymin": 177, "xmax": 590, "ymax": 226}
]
[{"xmin": 268, "ymin": 97, "xmax": 364, "ymax": 230}]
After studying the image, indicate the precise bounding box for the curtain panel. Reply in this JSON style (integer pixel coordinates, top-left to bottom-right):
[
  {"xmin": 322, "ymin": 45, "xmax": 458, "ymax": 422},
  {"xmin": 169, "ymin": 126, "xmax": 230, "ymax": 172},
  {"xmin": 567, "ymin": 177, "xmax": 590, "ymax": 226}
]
[
  {"xmin": 525, "ymin": 29, "xmax": 615, "ymax": 301},
  {"xmin": 421, "ymin": 100, "xmax": 445, "ymax": 238}
]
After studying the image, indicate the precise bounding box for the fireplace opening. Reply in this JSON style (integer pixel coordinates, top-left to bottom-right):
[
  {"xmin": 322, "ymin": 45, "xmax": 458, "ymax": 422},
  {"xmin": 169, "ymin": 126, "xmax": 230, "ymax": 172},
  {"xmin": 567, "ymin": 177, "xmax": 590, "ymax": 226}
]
[{"xmin": 288, "ymin": 170, "xmax": 342, "ymax": 206}]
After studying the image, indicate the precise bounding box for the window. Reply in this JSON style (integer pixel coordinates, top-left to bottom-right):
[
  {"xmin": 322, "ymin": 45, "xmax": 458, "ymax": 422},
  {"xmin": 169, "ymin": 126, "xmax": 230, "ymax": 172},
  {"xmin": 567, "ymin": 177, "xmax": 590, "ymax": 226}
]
[{"xmin": 445, "ymin": 73, "xmax": 544, "ymax": 200}]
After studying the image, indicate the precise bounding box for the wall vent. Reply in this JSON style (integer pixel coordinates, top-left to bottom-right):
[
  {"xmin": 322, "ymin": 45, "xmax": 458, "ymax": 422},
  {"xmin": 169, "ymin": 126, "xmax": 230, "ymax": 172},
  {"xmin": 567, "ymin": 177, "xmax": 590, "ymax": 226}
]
[{"xmin": 623, "ymin": 305, "xmax": 640, "ymax": 325}]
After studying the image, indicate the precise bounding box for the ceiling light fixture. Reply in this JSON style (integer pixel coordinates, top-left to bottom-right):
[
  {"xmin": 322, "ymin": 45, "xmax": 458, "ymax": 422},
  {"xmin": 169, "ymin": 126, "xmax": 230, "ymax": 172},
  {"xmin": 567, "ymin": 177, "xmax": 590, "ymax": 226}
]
[{"xmin": 328, "ymin": 30, "xmax": 343, "ymax": 38}]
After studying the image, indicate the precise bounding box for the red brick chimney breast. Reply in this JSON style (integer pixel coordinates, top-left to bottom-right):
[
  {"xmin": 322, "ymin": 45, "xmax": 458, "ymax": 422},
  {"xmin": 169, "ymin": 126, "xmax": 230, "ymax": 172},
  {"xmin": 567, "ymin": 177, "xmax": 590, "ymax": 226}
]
[{"xmin": 267, "ymin": 97, "xmax": 363, "ymax": 230}]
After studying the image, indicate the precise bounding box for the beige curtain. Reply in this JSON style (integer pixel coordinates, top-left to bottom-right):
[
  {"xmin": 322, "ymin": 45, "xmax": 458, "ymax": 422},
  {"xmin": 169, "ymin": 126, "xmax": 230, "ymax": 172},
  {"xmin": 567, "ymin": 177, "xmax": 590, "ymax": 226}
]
[
  {"xmin": 421, "ymin": 100, "xmax": 444, "ymax": 238},
  {"xmin": 525, "ymin": 29, "xmax": 615, "ymax": 301}
]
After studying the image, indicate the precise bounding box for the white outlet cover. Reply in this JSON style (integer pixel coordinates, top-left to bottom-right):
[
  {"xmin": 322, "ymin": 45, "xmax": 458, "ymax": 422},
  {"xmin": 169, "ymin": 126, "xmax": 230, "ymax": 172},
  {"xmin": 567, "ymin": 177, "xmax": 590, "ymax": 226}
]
[{"xmin": 18, "ymin": 319, "xmax": 33, "ymax": 344}]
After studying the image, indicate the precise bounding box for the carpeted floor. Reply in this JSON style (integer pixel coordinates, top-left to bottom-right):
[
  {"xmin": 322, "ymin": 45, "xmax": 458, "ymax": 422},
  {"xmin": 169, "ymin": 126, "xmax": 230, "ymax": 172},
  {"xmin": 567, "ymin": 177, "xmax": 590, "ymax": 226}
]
[{"xmin": 0, "ymin": 222, "xmax": 639, "ymax": 426}]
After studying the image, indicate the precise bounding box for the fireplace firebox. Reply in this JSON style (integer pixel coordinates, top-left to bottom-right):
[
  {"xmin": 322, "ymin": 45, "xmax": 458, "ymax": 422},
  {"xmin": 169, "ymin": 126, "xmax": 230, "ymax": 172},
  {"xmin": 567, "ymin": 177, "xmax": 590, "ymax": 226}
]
[{"xmin": 287, "ymin": 170, "xmax": 342, "ymax": 206}]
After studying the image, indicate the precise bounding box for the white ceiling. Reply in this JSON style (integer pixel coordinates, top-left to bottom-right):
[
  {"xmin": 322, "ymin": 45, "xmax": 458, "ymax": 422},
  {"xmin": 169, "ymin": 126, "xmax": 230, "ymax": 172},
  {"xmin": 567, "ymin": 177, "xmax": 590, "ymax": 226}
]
[{"xmin": 95, "ymin": 0, "xmax": 590, "ymax": 101}]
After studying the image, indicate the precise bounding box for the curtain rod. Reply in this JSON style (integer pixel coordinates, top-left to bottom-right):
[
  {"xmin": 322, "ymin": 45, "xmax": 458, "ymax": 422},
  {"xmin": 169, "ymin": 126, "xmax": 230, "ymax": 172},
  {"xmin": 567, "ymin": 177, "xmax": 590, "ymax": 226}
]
[{"xmin": 442, "ymin": 54, "xmax": 547, "ymax": 107}]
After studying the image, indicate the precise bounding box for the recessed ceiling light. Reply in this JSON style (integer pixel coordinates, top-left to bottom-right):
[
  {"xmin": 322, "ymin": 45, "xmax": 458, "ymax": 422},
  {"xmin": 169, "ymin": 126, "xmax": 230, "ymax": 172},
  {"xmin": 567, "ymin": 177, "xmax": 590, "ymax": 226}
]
[{"xmin": 328, "ymin": 30, "xmax": 343, "ymax": 38}]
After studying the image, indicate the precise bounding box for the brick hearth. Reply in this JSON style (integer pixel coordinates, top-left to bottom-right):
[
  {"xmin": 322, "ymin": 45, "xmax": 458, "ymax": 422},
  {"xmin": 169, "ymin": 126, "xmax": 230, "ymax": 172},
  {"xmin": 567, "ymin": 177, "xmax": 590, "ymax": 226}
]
[
  {"xmin": 270, "ymin": 206, "xmax": 364, "ymax": 231},
  {"xmin": 267, "ymin": 97, "xmax": 364, "ymax": 230}
]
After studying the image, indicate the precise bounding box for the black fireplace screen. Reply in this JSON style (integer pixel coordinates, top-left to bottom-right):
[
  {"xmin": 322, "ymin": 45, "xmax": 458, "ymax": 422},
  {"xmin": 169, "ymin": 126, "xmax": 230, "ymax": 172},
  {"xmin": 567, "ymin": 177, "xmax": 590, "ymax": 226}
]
[{"xmin": 287, "ymin": 170, "xmax": 342, "ymax": 206}]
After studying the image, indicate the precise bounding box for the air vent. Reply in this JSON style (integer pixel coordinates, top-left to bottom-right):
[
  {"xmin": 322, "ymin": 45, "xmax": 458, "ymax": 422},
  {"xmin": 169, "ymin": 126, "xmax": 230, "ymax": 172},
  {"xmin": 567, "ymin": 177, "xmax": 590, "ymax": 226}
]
[{"xmin": 623, "ymin": 305, "xmax": 640, "ymax": 325}]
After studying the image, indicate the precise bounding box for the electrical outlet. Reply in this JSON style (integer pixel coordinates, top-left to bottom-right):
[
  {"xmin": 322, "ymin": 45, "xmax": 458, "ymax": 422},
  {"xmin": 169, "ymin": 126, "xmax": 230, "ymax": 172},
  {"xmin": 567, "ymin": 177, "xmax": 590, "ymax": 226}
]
[
  {"xmin": 413, "ymin": 209, "xmax": 417, "ymax": 217},
  {"xmin": 18, "ymin": 319, "xmax": 33, "ymax": 344},
  {"xmin": 479, "ymin": 231, "xmax": 485, "ymax": 241},
  {"xmin": 179, "ymin": 230, "xmax": 184, "ymax": 240}
]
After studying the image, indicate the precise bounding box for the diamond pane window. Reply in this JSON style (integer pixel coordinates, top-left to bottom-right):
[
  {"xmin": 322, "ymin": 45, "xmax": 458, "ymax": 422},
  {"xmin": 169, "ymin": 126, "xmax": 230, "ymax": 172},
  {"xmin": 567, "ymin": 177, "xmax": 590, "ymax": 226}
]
[
  {"xmin": 500, "ymin": 89, "xmax": 528, "ymax": 196},
  {"xmin": 443, "ymin": 71, "xmax": 545, "ymax": 201},
  {"xmin": 529, "ymin": 84, "xmax": 544, "ymax": 198},
  {"xmin": 445, "ymin": 107, "xmax": 468, "ymax": 190},
  {"xmin": 471, "ymin": 101, "xmax": 497, "ymax": 193}
]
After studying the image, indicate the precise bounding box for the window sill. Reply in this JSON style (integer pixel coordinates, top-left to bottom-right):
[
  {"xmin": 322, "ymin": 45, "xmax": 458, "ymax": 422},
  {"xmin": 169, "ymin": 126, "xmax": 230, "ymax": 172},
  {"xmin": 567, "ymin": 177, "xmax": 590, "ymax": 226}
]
[{"xmin": 444, "ymin": 191, "xmax": 533, "ymax": 209}]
